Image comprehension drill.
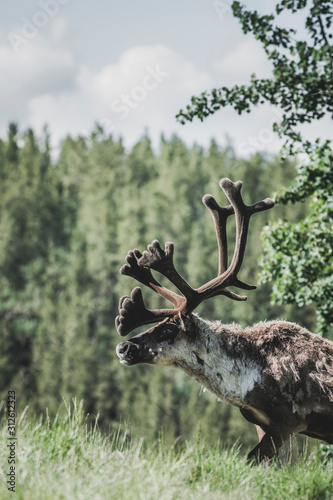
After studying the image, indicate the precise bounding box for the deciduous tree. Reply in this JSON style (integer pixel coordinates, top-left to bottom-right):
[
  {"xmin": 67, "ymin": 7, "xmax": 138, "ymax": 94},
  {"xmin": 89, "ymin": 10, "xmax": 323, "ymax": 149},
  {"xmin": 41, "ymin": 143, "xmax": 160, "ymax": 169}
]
[{"xmin": 176, "ymin": 0, "xmax": 333, "ymax": 335}]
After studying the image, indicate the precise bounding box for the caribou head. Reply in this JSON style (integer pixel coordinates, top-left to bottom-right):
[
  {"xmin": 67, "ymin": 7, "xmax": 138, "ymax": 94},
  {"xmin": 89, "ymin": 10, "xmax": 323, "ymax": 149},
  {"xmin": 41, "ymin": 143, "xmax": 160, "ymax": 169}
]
[{"xmin": 116, "ymin": 178, "xmax": 273, "ymax": 357}]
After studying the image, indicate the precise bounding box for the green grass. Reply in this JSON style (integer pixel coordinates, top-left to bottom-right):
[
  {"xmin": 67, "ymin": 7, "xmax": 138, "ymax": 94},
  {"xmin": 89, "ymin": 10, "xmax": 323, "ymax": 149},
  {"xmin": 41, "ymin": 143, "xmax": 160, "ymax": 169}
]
[{"xmin": 0, "ymin": 400, "xmax": 332, "ymax": 500}]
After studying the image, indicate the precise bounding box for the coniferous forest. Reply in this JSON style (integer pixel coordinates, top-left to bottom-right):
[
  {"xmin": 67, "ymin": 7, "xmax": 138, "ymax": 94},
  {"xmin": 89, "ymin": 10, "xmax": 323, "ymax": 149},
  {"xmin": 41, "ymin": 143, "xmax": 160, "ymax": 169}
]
[{"xmin": 0, "ymin": 123, "xmax": 324, "ymax": 452}]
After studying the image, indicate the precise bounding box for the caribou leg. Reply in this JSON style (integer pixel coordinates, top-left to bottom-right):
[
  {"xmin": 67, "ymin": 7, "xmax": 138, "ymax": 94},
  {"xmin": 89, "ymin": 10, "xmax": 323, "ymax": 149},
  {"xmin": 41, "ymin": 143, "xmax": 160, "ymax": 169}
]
[{"xmin": 247, "ymin": 424, "xmax": 301, "ymax": 463}]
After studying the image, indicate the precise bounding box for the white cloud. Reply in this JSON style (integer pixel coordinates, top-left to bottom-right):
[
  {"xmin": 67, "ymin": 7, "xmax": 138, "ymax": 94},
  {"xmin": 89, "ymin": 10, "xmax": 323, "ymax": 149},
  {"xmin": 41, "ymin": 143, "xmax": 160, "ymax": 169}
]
[
  {"xmin": 25, "ymin": 43, "xmax": 214, "ymax": 147},
  {"xmin": 0, "ymin": 21, "xmax": 330, "ymax": 156},
  {"xmin": 0, "ymin": 44, "xmax": 75, "ymax": 96},
  {"xmin": 48, "ymin": 15, "xmax": 72, "ymax": 45},
  {"xmin": 0, "ymin": 19, "xmax": 77, "ymax": 126},
  {"xmin": 27, "ymin": 91, "xmax": 91, "ymax": 140},
  {"xmin": 211, "ymin": 38, "xmax": 273, "ymax": 85}
]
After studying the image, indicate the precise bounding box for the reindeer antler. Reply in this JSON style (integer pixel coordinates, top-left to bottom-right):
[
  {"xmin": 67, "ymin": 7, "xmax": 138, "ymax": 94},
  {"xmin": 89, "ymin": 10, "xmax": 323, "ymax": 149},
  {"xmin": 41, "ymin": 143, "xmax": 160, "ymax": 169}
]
[{"xmin": 116, "ymin": 178, "xmax": 274, "ymax": 335}]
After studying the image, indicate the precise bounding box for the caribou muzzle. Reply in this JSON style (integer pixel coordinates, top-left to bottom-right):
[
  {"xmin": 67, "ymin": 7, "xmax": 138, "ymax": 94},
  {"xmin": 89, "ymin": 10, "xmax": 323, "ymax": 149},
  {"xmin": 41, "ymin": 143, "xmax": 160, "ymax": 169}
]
[{"xmin": 116, "ymin": 339, "xmax": 156, "ymax": 365}]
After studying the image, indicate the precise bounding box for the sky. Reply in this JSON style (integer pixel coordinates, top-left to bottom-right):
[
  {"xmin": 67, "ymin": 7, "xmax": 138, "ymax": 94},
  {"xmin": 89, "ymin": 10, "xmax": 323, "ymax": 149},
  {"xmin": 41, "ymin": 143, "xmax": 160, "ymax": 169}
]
[{"xmin": 1, "ymin": 0, "xmax": 330, "ymax": 155}]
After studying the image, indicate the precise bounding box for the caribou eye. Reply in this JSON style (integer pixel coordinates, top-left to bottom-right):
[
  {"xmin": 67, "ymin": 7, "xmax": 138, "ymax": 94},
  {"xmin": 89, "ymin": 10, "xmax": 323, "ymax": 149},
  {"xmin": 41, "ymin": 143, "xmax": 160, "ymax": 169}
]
[
  {"xmin": 158, "ymin": 325, "xmax": 179, "ymax": 344},
  {"xmin": 160, "ymin": 328, "xmax": 173, "ymax": 338}
]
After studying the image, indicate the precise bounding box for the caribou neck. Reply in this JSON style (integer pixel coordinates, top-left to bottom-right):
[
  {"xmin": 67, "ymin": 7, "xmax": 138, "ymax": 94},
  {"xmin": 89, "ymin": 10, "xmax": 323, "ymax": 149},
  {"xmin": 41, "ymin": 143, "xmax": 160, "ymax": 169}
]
[{"xmin": 172, "ymin": 315, "xmax": 263, "ymax": 407}]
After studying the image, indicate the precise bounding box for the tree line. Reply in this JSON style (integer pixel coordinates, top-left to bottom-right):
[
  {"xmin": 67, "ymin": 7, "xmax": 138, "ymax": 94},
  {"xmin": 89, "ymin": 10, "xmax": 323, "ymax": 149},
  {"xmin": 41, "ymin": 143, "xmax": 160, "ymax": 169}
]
[{"xmin": 0, "ymin": 123, "xmax": 324, "ymax": 450}]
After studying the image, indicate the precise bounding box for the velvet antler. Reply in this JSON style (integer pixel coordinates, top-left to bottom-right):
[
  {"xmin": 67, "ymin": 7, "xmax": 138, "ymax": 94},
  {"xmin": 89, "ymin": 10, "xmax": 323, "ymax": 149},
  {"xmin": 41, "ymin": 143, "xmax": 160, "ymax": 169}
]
[{"xmin": 116, "ymin": 178, "xmax": 274, "ymax": 335}]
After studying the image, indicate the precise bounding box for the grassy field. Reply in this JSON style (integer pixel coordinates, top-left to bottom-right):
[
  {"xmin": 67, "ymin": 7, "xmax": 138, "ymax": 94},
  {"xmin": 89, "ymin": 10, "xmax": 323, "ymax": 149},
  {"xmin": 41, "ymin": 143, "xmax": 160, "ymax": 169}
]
[{"xmin": 0, "ymin": 400, "xmax": 332, "ymax": 500}]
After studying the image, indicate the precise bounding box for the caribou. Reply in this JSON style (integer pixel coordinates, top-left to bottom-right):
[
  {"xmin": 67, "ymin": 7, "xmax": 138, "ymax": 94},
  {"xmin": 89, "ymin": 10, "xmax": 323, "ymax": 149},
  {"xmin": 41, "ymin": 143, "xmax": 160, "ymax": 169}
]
[{"xmin": 115, "ymin": 178, "xmax": 333, "ymax": 462}]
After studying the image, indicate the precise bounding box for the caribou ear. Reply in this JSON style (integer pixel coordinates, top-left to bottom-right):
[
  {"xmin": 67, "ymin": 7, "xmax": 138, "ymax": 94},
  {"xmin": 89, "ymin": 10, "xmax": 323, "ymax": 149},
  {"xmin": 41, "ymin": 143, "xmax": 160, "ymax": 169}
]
[
  {"xmin": 175, "ymin": 313, "xmax": 197, "ymax": 335},
  {"xmin": 177, "ymin": 312, "xmax": 186, "ymax": 331}
]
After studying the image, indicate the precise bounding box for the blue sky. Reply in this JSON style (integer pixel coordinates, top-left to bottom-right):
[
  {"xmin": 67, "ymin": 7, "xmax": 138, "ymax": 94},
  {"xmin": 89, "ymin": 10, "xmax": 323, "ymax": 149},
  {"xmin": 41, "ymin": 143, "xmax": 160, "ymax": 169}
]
[{"xmin": 1, "ymin": 1, "xmax": 329, "ymax": 154}]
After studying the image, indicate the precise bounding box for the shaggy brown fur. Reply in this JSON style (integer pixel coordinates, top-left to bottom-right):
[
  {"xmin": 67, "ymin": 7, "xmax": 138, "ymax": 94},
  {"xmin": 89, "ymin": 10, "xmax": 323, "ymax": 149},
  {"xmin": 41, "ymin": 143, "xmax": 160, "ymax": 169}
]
[{"xmin": 117, "ymin": 315, "xmax": 333, "ymax": 462}]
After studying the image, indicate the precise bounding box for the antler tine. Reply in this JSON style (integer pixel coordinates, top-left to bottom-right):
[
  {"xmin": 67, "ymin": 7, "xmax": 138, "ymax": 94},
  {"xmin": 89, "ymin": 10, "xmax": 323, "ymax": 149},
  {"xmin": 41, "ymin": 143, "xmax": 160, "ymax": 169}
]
[
  {"xmin": 202, "ymin": 194, "xmax": 234, "ymax": 275},
  {"xmin": 183, "ymin": 178, "xmax": 274, "ymax": 313},
  {"xmin": 220, "ymin": 179, "xmax": 274, "ymax": 282},
  {"xmin": 138, "ymin": 240, "xmax": 198, "ymax": 303},
  {"xmin": 202, "ymin": 193, "xmax": 247, "ymax": 303},
  {"xmin": 120, "ymin": 248, "xmax": 184, "ymax": 309},
  {"xmin": 115, "ymin": 287, "xmax": 176, "ymax": 336},
  {"xmin": 116, "ymin": 243, "xmax": 189, "ymax": 335}
]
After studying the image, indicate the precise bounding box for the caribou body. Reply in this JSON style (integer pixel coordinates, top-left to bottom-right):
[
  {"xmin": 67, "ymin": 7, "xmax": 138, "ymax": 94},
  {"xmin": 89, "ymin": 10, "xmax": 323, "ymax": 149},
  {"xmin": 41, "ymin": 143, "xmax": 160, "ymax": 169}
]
[{"xmin": 115, "ymin": 178, "xmax": 333, "ymax": 462}]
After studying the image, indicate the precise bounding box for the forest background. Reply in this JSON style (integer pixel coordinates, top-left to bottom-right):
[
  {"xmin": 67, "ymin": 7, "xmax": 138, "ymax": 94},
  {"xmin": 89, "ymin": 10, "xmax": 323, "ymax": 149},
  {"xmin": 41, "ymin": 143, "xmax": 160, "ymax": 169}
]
[
  {"xmin": 1, "ymin": 123, "xmax": 329, "ymax": 453},
  {"xmin": 1, "ymin": 0, "xmax": 333, "ymax": 459}
]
